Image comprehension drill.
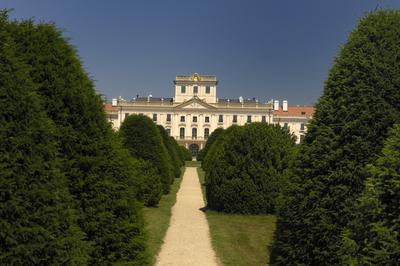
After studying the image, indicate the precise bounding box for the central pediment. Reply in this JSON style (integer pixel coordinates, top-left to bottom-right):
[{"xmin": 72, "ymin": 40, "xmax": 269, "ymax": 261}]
[{"xmin": 175, "ymin": 97, "xmax": 216, "ymax": 110}]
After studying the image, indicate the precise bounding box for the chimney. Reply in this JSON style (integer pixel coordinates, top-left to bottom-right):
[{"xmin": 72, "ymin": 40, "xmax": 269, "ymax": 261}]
[
  {"xmin": 112, "ymin": 98, "xmax": 117, "ymax": 106},
  {"xmin": 283, "ymin": 100, "xmax": 288, "ymax": 112},
  {"xmin": 274, "ymin": 100, "xmax": 279, "ymax": 111}
]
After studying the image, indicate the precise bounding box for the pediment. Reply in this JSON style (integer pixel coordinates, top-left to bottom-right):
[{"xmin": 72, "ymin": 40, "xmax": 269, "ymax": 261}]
[{"xmin": 175, "ymin": 97, "xmax": 216, "ymax": 110}]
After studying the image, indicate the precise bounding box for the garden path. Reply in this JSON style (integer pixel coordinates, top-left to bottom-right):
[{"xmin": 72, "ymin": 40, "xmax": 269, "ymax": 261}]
[{"xmin": 155, "ymin": 167, "xmax": 218, "ymax": 266}]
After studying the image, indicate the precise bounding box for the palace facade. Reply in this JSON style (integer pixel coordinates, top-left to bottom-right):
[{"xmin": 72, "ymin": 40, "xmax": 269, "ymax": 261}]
[{"xmin": 105, "ymin": 73, "xmax": 314, "ymax": 154}]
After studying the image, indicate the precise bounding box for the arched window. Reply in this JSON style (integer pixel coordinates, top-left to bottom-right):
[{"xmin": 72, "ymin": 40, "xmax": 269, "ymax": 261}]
[
  {"xmin": 192, "ymin": 128, "xmax": 197, "ymax": 140},
  {"xmin": 180, "ymin": 127, "xmax": 185, "ymax": 139},
  {"xmin": 204, "ymin": 128, "xmax": 210, "ymax": 139}
]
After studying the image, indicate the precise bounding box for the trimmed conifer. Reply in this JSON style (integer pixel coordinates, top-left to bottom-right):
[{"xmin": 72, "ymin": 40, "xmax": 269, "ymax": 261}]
[
  {"xmin": 205, "ymin": 123, "xmax": 296, "ymax": 214},
  {"xmin": 179, "ymin": 145, "xmax": 193, "ymax": 161},
  {"xmin": 197, "ymin": 127, "xmax": 224, "ymax": 161},
  {"xmin": 270, "ymin": 10, "xmax": 400, "ymax": 265},
  {"xmin": 120, "ymin": 114, "xmax": 173, "ymax": 194},
  {"xmin": 158, "ymin": 125, "xmax": 181, "ymax": 178},
  {"xmin": 8, "ymin": 18, "xmax": 147, "ymax": 264},
  {"xmin": 170, "ymin": 136, "xmax": 185, "ymax": 167},
  {"xmin": 340, "ymin": 124, "xmax": 400, "ymax": 265},
  {"xmin": 0, "ymin": 12, "xmax": 91, "ymax": 264},
  {"xmin": 131, "ymin": 158, "xmax": 163, "ymax": 207}
]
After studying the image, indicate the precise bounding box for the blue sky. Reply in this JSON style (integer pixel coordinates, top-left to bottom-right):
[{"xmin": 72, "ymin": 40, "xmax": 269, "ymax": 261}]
[{"xmin": 2, "ymin": 0, "xmax": 400, "ymax": 105}]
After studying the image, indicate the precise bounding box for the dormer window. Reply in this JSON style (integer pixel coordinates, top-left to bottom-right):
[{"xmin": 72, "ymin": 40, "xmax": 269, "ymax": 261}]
[
  {"xmin": 181, "ymin": 86, "xmax": 186, "ymax": 93},
  {"xmin": 193, "ymin": 86, "xmax": 198, "ymax": 94}
]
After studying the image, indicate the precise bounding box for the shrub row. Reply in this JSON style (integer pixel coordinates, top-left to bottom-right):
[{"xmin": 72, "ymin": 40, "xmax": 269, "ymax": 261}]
[
  {"xmin": 119, "ymin": 114, "xmax": 185, "ymax": 204},
  {"xmin": 0, "ymin": 11, "xmax": 147, "ymax": 265}
]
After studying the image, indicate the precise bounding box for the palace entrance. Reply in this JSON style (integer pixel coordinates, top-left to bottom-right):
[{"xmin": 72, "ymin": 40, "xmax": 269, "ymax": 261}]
[{"xmin": 189, "ymin": 143, "xmax": 199, "ymax": 157}]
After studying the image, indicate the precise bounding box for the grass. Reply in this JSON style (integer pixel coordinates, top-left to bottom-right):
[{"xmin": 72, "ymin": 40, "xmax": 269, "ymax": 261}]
[
  {"xmin": 197, "ymin": 167, "xmax": 277, "ymax": 266},
  {"xmin": 143, "ymin": 168, "xmax": 184, "ymax": 265},
  {"xmin": 185, "ymin": 160, "xmax": 201, "ymax": 167}
]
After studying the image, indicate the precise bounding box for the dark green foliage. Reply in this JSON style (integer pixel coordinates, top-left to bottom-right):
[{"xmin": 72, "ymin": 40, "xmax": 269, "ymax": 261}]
[
  {"xmin": 205, "ymin": 123, "xmax": 296, "ymax": 214},
  {"xmin": 132, "ymin": 158, "xmax": 163, "ymax": 207},
  {"xmin": 340, "ymin": 124, "xmax": 400, "ymax": 265},
  {"xmin": 158, "ymin": 125, "xmax": 181, "ymax": 178},
  {"xmin": 170, "ymin": 136, "xmax": 185, "ymax": 167},
  {"xmin": 270, "ymin": 10, "xmax": 400, "ymax": 265},
  {"xmin": 7, "ymin": 17, "xmax": 147, "ymax": 265},
  {"xmin": 197, "ymin": 127, "xmax": 224, "ymax": 161},
  {"xmin": 179, "ymin": 145, "xmax": 193, "ymax": 161},
  {"xmin": 120, "ymin": 114, "xmax": 173, "ymax": 194},
  {"xmin": 0, "ymin": 13, "xmax": 91, "ymax": 264}
]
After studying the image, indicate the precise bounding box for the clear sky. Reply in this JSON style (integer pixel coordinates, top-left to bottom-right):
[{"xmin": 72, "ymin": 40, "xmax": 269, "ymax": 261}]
[{"xmin": 2, "ymin": 0, "xmax": 400, "ymax": 105}]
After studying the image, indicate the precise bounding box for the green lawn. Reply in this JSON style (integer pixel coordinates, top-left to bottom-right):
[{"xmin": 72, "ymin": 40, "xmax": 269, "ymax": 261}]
[
  {"xmin": 143, "ymin": 168, "xmax": 184, "ymax": 265},
  {"xmin": 197, "ymin": 167, "xmax": 277, "ymax": 266},
  {"xmin": 185, "ymin": 160, "xmax": 201, "ymax": 167}
]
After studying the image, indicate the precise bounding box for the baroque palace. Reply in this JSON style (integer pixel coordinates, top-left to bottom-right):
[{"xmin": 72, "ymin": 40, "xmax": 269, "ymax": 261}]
[{"xmin": 105, "ymin": 73, "xmax": 314, "ymax": 154}]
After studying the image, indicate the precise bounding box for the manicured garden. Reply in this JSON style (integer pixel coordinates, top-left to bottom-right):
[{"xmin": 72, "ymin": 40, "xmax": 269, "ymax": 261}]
[{"xmin": 198, "ymin": 168, "xmax": 277, "ymax": 265}]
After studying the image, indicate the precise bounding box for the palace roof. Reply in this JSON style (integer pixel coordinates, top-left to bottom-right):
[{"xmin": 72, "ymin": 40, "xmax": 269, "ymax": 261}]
[{"xmin": 273, "ymin": 106, "xmax": 315, "ymax": 117}]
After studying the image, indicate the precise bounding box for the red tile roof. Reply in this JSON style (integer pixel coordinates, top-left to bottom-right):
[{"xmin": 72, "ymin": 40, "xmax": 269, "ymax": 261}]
[
  {"xmin": 273, "ymin": 106, "xmax": 315, "ymax": 117},
  {"xmin": 104, "ymin": 103, "xmax": 118, "ymax": 112}
]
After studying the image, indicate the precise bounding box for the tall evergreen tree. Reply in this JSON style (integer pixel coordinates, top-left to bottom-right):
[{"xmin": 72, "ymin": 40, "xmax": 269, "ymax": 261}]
[
  {"xmin": 341, "ymin": 124, "xmax": 400, "ymax": 265},
  {"xmin": 120, "ymin": 114, "xmax": 173, "ymax": 194},
  {"xmin": 170, "ymin": 136, "xmax": 185, "ymax": 167},
  {"xmin": 270, "ymin": 10, "xmax": 400, "ymax": 265},
  {"xmin": 197, "ymin": 127, "xmax": 224, "ymax": 161},
  {"xmin": 157, "ymin": 125, "xmax": 181, "ymax": 178},
  {"xmin": 8, "ymin": 18, "xmax": 147, "ymax": 264},
  {"xmin": 0, "ymin": 12, "xmax": 91, "ymax": 264}
]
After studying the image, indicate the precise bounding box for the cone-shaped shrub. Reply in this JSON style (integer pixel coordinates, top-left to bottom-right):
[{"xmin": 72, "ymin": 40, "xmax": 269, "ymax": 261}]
[
  {"xmin": 179, "ymin": 145, "xmax": 192, "ymax": 161},
  {"xmin": 120, "ymin": 114, "xmax": 173, "ymax": 194},
  {"xmin": 131, "ymin": 158, "xmax": 163, "ymax": 207},
  {"xmin": 0, "ymin": 13, "xmax": 91, "ymax": 264},
  {"xmin": 197, "ymin": 127, "xmax": 224, "ymax": 161},
  {"xmin": 340, "ymin": 124, "xmax": 400, "ymax": 265},
  {"xmin": 270, "ymin": 10, "xmax": 400, "ymax": 265},
  {"xmin": 205, "ymin": 123, "xmax": 296, "ymax": 214},
  {"xmin": 158, "ymin": 125, "xmax": 181, "ymax": 178},
  {"xmin": 170, "ymin": 136, "xmax": 185, "ymax": 167},
  {"xmin": 8, "ymin": 18, "xmax": 147, "ymax": 264}
]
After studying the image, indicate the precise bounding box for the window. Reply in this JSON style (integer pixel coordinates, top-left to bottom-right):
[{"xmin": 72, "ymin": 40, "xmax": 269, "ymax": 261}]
[
  {"xmin": 205, "ymin": 116, "xmax": 210, "ymax": 123},
  {"xmin": 300, "ymin": 123, "xmax": 305, "ymax": 131},
  {"xmin": 152, "ymin": 113, "xmax": 157, "ymax": 122},
  {"xmin": 218, "ymin": 115, "xmax": 224, "ymax": 123},
  {"xmin": 192, "ymin": 128, "xmax": 197, "ymax": 139},
  {"xmin": 166, "ymin": 114, "xmax": 171, "ymax": 122},
  {"xmin": 233, "ymin": 115, "xmax": 237, "ymax": 123},
  {"xmin": 247, "ymin": 115, "xmax": 252, "ymax": 123},
  {"xmin": 166, "ymin": 128, "xmax": 171, "ymax": 136},
  {"xmin": 300, "ymin": 134, "xmax": 305, "ymax": 143},
  {"xmin": 262, "ymin": 116, "xmax": 266, "ymax": 123},
  {"xmin": 193, "ymin": 116, "xmax": 197, "ymax": 123},
  {"xmin": 206, "ymin": 86, "xmax": 210, "ymax": 94},
  {"xmin": 204, "ymin": 128, "xmax": 210, "ymax": 139},
  {"xmin": 284, "ymin": 123, "xmax": 288, "ymax": 129},
  {"xmin": 180, "ymin": 128, "xmax": 185, "ymax": 139},
  {"xmin": 193, "ymin": 86, "xmax": 198, "ymax": 94},
  {"xmin": 180, "ymin": 116, "xmax": 185, "ymax": 122},
  {"xmin": 124, "ymin": 113, "xmax": 129, "ymax": 119},
  {"xmin": 181, "ymin": 86, "xmax": 186, "ymax": 93}
]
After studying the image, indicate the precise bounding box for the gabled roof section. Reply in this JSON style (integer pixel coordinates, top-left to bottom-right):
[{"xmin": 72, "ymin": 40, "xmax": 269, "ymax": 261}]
[{"xmin": 174, "ymin": 97, "xmax": 217, "ymax": 110}]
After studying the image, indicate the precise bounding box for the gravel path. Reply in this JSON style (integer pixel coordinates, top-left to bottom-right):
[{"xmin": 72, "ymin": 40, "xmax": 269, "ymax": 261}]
[{"xmin": 155, "ymin": 167, "xmax": 218, "ymax": 266}]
